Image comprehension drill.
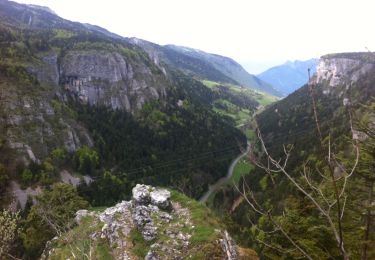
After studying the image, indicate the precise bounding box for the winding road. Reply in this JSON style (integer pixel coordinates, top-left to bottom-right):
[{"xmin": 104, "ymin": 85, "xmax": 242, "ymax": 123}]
[{"xmin": 199, "ymin": 142, "xmax": 251, "ymax": 203}]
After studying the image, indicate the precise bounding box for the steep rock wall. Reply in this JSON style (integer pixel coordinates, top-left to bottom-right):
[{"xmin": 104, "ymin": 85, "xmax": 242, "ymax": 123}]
[
  {"xmin": 315, "ymin": 57, "xmax": 375, "ymax": 87},
  {"xmin": 59, "ymin": 50, "xmax": 167, "ymax": 111}
]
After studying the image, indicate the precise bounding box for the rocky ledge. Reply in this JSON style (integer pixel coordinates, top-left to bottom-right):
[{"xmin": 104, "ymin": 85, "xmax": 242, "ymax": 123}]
[{"xmin": 42, "ymin": 184, "xmax": 243, "ymax": 259}]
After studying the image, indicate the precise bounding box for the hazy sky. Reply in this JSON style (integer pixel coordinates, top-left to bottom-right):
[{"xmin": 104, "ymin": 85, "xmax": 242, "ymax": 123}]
[{"xmin": 12, "ymin": 0, "xmax": 375, "ymax": 73}]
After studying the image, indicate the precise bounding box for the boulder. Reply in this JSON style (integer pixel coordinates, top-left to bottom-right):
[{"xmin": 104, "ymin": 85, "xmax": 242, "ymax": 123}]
[
  {"xmin": 132, "ymin": 184, "xmax": 153, "ymax": 205},
  {"xmin": 150, "ymin": 189, "xmax": 171, "ymax": 210}
]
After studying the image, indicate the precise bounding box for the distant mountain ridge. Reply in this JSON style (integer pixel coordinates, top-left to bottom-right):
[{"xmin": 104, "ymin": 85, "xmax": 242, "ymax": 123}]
[
  {"xmin": 126, "ymin": 38, "xmax": 281, "ymax": 96},
  {"xmin": 257, "ymin": 58, "xmax": 318, "ymax": 95},
  {"xmin": 164, "ymin": 45, "xmax": 281, "ymax": 96}
]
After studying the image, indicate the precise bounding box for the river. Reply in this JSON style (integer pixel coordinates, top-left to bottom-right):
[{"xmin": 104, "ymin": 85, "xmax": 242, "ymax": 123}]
[{"xmin": 199, "ymin": 142, "xmax": 250, "ymax": 203}]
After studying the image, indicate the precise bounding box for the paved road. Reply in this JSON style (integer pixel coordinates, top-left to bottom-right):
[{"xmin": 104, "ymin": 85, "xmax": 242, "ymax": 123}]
[{"xmin": 199, "ymin": 142, "xmax": 251, "ymax": 203}]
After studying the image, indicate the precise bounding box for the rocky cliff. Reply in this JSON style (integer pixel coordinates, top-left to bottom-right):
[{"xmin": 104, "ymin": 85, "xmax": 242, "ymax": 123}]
[
  {"xmin": 59, "ymin": 49, "xmax": 167, "ymax": 111},
  {"xmin": 314, "ymin": 53, "xmax": 375, "ymax": 87},
  {"xmin": 0, "ymin": 0, "xmax": 169, "ymax": 162},
  {"xmin": 41, "ymin": 184, "xmax": 251, "ymax": 260}
]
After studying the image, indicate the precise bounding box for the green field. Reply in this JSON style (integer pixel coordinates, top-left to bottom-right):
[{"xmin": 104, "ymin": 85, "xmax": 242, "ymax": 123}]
[
  {"xmin": 245, "ymin": 129, "xmax": 256, "ymax": 141},
  {"xmin": 212, "ymin": 99, "xmax": 252, "ymax": 126},
  {"xmin": 230, "ymin": 159, "xmax": 254, "ymax": 184},
  {"xmin": 201, "ymin": 79, "xmax": 279, "ymax": 107}
]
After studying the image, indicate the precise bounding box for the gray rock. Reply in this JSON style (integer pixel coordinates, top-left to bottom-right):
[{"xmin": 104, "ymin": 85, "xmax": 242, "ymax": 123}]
[
  {"xmin": 145, "ymin": 250, "xmax": 160, "ymax": 260},
  {"xmin": 159, "ymin": 211, "xmax": 173, "ymax": 223},
  {"xmin": 150, "ymin": 189, "xmax": 171, "ymax": 210},
  {"xmin": 132, "ymin": 205, "xmax": 152, "ymax": 228},
  {"xmin": 59, "ymin": 50, "xmax": 166, "ymax": 112},
  {"xmin": 132, "ymin": 205, "xmax": 159, "ymax": 241},
  {"xmin": 132, "ymin": 184, "xmax": 153, "ymax": 205},
  {"xmin": 220, "ymin": 231, "xmax": 238, "ymax": 260},
  {"xmin": 142, "ymin": 222, "xmax": 158, "ymax": 241}
]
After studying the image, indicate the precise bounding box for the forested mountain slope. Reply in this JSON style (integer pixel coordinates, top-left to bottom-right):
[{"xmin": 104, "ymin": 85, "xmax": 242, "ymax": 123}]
[
  {"xmin": 212, "ymin": 52, "xmax": 375, "ymax": 259},
  {"xmin": 128, "ymin": 38, "xmax": 281, "ymax": 96},
  {"xmin": 0, "ymin": 0, "xmax": 252, "ymax": 210},
  {"xmin": 164, "ymin": 45, "xmax": 281, "ymax": 96}
]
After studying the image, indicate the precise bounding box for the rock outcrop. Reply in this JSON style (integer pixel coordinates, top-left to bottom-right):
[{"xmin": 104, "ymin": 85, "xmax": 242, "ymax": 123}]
[
  {"xmin": 60, "ymin": 50, "xmax": 167, "ymax": 112},
  {"xmin": 0, "ymin": 1, "xmax": 171, "ymax": 163},
  {"xmin": 42, "ymin": 184, "xmax": 242, "ymax": 259},
  {"xmin": 314, "ymin": 55, "xmax": 375, "ymax": 87}
]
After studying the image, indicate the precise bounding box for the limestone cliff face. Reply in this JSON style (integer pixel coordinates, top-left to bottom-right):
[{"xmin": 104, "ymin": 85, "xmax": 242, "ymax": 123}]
[
  {"xmin": 314, "ymin": 56, "xmax": 375, "ymax": 87},
  {"xmin": 0, "ymin": 0, "xmax": 171, "ymax": 163},
  {"xmin": 59, "ymin": 50, "xmax": 167, "ymax": 111},
  {"xmin": 1, "ymin": 46, "xmax": 169, "ymax": 162},
  {"xmin": 0, "ymin": 62, "xmax": 92, "ymax": 163}
]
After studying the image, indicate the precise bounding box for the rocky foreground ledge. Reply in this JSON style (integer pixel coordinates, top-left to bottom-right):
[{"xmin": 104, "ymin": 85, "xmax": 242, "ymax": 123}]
[{"xmin": 42, "ymin": 184, "xmax": 257, "ymax": 259}]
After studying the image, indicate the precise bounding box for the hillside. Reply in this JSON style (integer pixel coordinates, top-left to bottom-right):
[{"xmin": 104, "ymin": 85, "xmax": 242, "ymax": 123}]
[
  {"xmin": 257, "ymin": 58, "xmax": 318, "ymax": 95},
  {"xmin": 211, "ymin": 52, "xmax": 375, "ymax": 259},
  {"xmin": 127, "ymin": 38, "xmax": 281, "ymax": 97},
  {"xmin": 258, "ymin": 53, "xmax": 374, "ymax": 153},
  {"xmin": 164, "ymin": 45, "xmax": 281, "ymax": 96}
]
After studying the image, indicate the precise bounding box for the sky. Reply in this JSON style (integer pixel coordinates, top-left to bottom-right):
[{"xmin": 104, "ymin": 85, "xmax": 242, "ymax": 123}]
[{"xmin": 12, "ymin": 0, "xmax": 375, "ymax": 74}]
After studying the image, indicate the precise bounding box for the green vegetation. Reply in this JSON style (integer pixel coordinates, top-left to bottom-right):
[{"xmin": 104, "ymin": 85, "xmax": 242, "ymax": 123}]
[
  {"xmin": 72, "ymin": 75, "xmax": 246, "ymax": 201},
  {"xmin": 129, "ymin": 229, "xmax": 152, "ymax": 258},
  {"xmin": 245, "ymin": 129, "xmax": 256, "ymax": 141},
  {"xmin": 47, "ymin": 216, "xmax": 112, "ymax": 260},
  {"xmin": 21, "ymin": 183, "xmax": 89, "ymax": 258},
  {"xmin": 0, "ymin": 210, "xmax": 20, "ymax": 259},
  {"xmin": 224, "ymin": 66, "xmax": 375, "ymax": 259},
  {"xmin": 213, "ymin": 99, "xmax": 252, "ymax": 126},
  {"xmin": 231, "ymin": 159, "xmax": 253, "ymax": 184},
  {"xmin": 74, "ymin": 146, "xmax": 99, "ymax": 176},
  {"xmin": 171, "ymin": 191, "xmax": 221, "ymax": 244},
  {"xmin": 202, "ymin": 79, "xmax": 279, "ymax": 107},
  {"xmin": 52, "ymin": 29, "xmax": 75, "ymax": 39},
  {"xmin": 201, "ymin": 79, "xmax": 219, "ymax": 88}
]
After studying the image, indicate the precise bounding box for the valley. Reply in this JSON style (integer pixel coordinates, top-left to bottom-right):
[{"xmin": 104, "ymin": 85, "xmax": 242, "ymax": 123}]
[
  {"xmin": 0, "ymin": 0, "xmax": 374, "ymax": 259},
  {"xmin": 199, "ymin": 141, "xmax": 251, "ymax": 203}
]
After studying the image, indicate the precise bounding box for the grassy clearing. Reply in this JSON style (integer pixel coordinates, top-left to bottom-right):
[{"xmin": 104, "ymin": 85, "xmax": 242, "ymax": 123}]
[
  {"xmin": 245, "ymin": 129, "xmax": 256, "ymax": 142},
  {"xmin": 231, "ymin": 159, "xmax": 254, "ymax": 184},
  {"xmin": 53, "ymin": 29, "xmax": 76, "ymax": 39},
  {"xmin": 88, "ymin": 206, "xmax": 107, "ymax": 212},
  {"xmin": 255, "ymin": 92, "xmax": 279, "ymax": 106},
  {"xmin": 129, "ymin": 228, "xmax": 152, "ymax": 258},
  {"xmin": 213, "ymin": 99, "xmax": 252, "ymax": 126},
  {"xmin": 201, "ymin": 79, "xmax": 219, "ymax": 88},
  {"xmin": 170, "ymin": 191, "xmax": 222, "ymax": 245},
  {"xmin": 201, "ymin": 79, "xmax": 279, "ymax": 108},
  {"xmin": 49, "ymin": 216, "xmax": 112, "ymax": 260}
]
